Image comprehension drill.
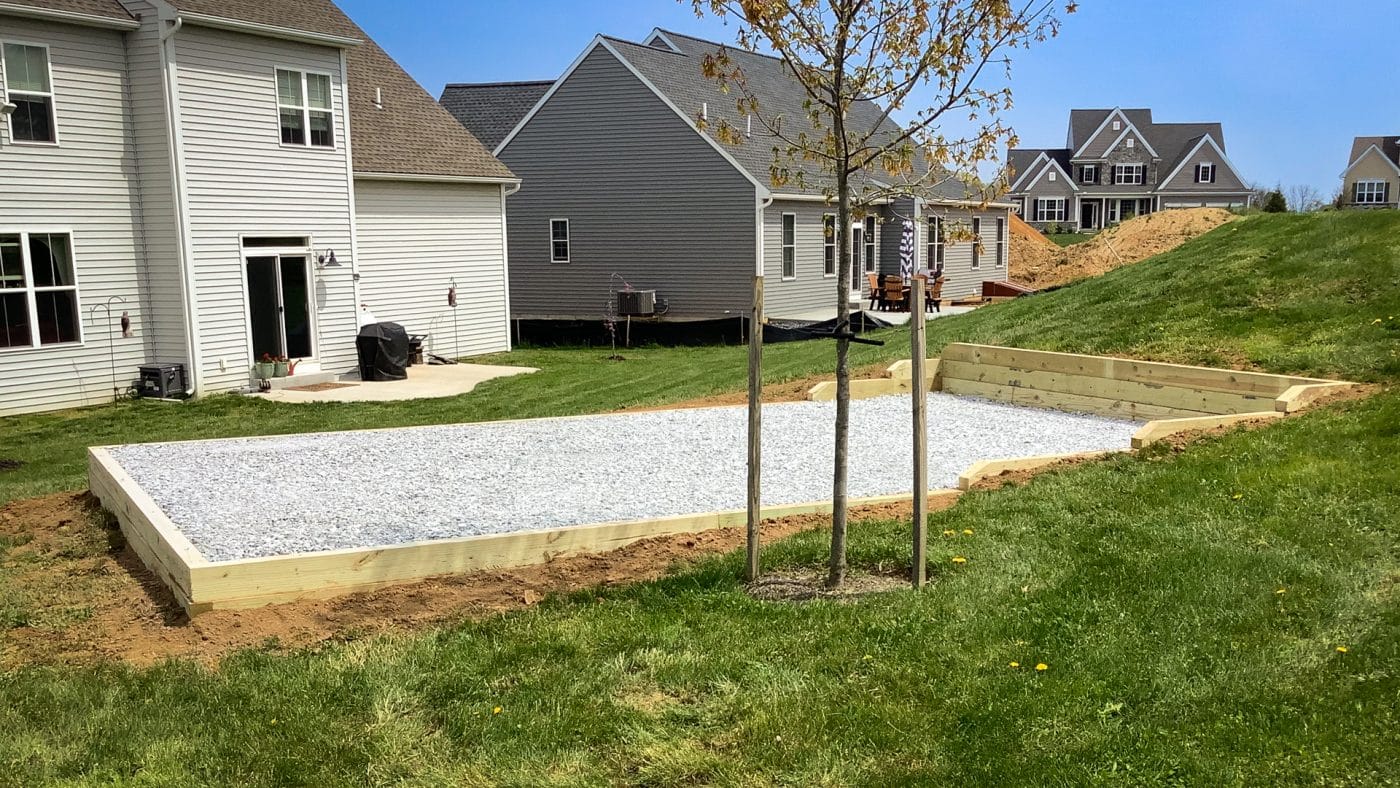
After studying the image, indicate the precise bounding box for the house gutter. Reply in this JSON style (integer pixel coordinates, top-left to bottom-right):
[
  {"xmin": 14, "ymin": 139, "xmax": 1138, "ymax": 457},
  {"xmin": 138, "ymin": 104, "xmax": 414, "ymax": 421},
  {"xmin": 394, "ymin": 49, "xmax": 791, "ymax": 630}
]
[
  {"xmin": 159, "ymin": 14, "xmax": 203, "ymax": 395},
  {"xmin": 176, "ymin": 12, "xmax": 362, "ymax": 48},
  {"xmin": 0, "ymin": 3, "xmax": 140, "ymax": 30},
  {"xmin": 354, "ymin": 172, "xmax": 520, "ymax": 186}
]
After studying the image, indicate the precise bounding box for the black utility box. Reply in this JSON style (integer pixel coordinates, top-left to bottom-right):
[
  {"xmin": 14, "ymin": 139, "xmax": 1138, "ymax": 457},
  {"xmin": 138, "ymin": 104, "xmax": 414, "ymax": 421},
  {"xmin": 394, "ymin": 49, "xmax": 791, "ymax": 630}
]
[{"xmin": 138, "ymin": 363, "xmax": 187, "ymax": 399}]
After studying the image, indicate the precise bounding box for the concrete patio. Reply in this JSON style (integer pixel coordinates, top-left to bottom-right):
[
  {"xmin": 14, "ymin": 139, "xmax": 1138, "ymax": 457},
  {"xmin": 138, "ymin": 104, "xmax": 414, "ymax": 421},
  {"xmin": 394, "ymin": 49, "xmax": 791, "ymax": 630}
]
[{"xmin": 255, "ymin": 363, "xmax": 537, "ymax": 404}]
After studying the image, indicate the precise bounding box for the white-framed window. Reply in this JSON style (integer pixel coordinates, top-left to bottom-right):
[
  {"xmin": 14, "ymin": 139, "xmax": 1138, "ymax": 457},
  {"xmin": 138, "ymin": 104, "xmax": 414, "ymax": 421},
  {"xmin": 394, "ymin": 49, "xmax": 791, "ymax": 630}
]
[
  {"xmin": 780, "ymin": 212, "xmax": 796, "ymax": 280},
  {"xmin": 276, "ymin": 68, "xmax": 334, "ymax": 148},
  {"xmin": 1354, "ymin": 179, "xmax": 1390, "ymax": 205},
  {"xmin": 971, "ymin": 217, "xmax": 982, "ymax": 269},
  {"xmin": 549, "ymin": 219, "xmax": 569, "ymax": 262},
  {"xmin": 1033, "ymin": 198, "xmax": 1067, "ymax": 222},
  {"xmin": 1195, "ymin": 163, "xmax": 1216, "ymax": 184},
  {"xmin": 1048, "ymin": 170, "xmax": 1057, "ymax": 182},
  {"xmin": 926, "ymin": 215, "xmax": 945, "ymax": 270},
  {"xmin": 995, "ymin": 217, "xmax": 1006, "ymax": 267},
  {"xmin": 1125, "ymin": 137, "xmax": 1134, "ymax": 149},
  {"xmin": 1112, "ymin": 120, "xmax": 1121, "ymax": 131},
  {"xmin": 0, "ymin": 231, "xmax": 81, "ymax": 349},
  {"xmin": 1080, "ymin": 164, "xmax": 1098, "ymax": 184},
  {"xmin": 1113, "ymin": 164, "xmax": 1144, "ymax": 185},
  {"xmin": 863, "ymin": 216, "xmax": 877, "ymax": 273},
  {"xmin": 2, "ymin": 41, "xmax": 58, "ymax": 144},
  {"xmin": 822, "ymin": 214, "xmax": 836, "ymax": 277}
]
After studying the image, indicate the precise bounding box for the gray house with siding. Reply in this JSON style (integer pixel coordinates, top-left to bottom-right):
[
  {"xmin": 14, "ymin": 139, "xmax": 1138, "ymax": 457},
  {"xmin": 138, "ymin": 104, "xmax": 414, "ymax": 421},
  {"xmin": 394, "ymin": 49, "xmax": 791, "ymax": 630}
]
[
  {"xmin": 0, "ymin": 0, "xmax": 515, "ymax": 416},
  {"xmin": 1008, "ymin": 108, "xmax": 1251, "ymax": 232},
  {"xmin": 441, "ymin": 29, "xmax": 1013, "ymax": 324}
]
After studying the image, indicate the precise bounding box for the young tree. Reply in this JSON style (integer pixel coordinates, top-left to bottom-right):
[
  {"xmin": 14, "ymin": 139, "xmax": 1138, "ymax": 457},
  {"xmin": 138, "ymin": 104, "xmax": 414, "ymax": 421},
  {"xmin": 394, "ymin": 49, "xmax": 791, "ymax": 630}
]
[
  {"xmin": 1286, "ymin": 183, "xmax": 1324, "ymax": 213},
  {"xmin": 1263, "ymin": 188, "xmax": 1288, "ymax": 213},
  {"xmin": 690, "ymin": 0, "xmax": 1069, "ymax": 587}
]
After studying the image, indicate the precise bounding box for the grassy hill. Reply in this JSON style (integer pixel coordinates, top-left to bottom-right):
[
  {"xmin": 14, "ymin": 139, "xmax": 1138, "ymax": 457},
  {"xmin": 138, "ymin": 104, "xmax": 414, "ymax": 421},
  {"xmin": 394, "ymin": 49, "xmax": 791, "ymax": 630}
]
[{"xmin": 0, "ymin": 211, "xmax": 1397, "ymax": 783}]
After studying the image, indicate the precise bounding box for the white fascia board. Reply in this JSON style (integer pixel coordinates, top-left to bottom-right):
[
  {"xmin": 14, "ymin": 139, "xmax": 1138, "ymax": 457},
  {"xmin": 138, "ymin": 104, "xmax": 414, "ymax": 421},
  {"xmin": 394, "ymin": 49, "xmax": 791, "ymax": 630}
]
[
  {"xmin": 645, "ymin": 29, "xmax": 682, "ymax": 52},
  {"xmin": 178, "ymin": 12, "xmax": 362, "ymax": 47},
  {"xmin": 1157, "ymin": 134, "xmax": 1244, "ymax": 191},
  {"xmin": 1101, "ymin": 123, "xmax": 1160, "ymax": 159},
  {"xmin": 1008, "ymin": 151, "xmax": 1049, "ymax": 192},
  {"xmin": 1024, "ymin": 158, "xmax": 1079, "ymax": 192},
  {"xmin": 1072, "ymin": 107, "xmax": 1134, "ymax": 159},
  {"xmin": 354, "ymin": 172, "xmax": 521, "ymax": 185},
  {"xmin": 770, "ymin": 193, "xmax": 893, "ymax": 205},
  {"xmin": 0, "ymin": 3, "xmax": 139, "ymax": 29},
  {"xmin": 1339, "ymin": 144, "xmax": 1400, "ymax": 179}
]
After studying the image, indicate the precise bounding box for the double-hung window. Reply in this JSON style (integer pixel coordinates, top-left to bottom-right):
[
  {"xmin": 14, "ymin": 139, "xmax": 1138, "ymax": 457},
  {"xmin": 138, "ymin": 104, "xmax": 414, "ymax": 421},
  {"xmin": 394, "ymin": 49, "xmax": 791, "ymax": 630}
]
[
  {"xmin": 971, "ymin": 218, "xmax": 982, "ymax": 269},
  {"xmin": 995, "ymin": 217, "xmax": 1006, "ymax": 267},
  {"xmin": 1195, "ymin": 163, "xmax": 1216, "ymax": 183},
  {"xmin": 1353, "ymin": 180, "xmax": 1389, "ymax": 205},
  {"xmin": 276, "ymin": 68, "xmax": 334, "ymax": 148},
  {"xmin": 2, "ymin": 42, "xmax": 57, "ymax": 144},
  {"xmin": 1080, "ymin": 164, "xmax": 1098, "ymax": 184},
  {"xmin": 822, "ymin": 214, "xmax": 836, "ymax": 276},
  {"xmin": 1, "ymin": 232, "xmax": 81, "ymax": 349},
  {"xmin": 1033, "ymin": 198, "xmax": 1066, "ymax": 222},
  {"xmin": 549, "ymin": 219, "xmax": 570, "ymax": 262},
  {"xmin": 780, "ymin": 213, "xmax": 796, "ymax": 279},
  {"xmin": 926, "ymin": 216, "xmax": 944, "ymax": 270},
  {"xmin": 863, "ymin": 216, "xmax": 877, "ymax": 273},
  {"xmin": 1113, "ymin": 164, "xmax": 1144, "ymax": 185}
]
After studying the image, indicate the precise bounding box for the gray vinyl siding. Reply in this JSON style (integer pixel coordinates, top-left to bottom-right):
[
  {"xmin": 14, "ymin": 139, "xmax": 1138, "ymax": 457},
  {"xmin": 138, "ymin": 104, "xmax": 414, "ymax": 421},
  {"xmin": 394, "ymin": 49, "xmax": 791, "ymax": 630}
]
[
  {"xmin": 1016, "ymin": 163, "xmax": 1078, "ymax": 228},
  {"xmin": 172, "ymin": 24, "xmax": 357, "ymax": 390},
  {"xmin": 498, "ymin": 45, "xmax": 755, "ymax": 321},
  {"xmin": 1157, "ymin": 141, "xmax": 1248, "ymax": 194},
  {"xmin": 119, "ymin": 0, "xmax": 188, "ymax": 368},
  {"xmin": 919, "ymin": 203, "xmax": 1010, "ymax": 300},
  {"xmin": 0, "ymin": 15, "xmax": 149, "ymax": 416},
  {"xmin": 877, "ymin": 197, "xmax": 915, "ymax": 278},
  {"xmin": 354, "ymin": 179, "xmax": 510, "ymax": 358},
  {"xmin": 761, "ymin": 200, "xmax": 846, "ymax": 316},
  {"xmin": 1076, "ymin": 118, "xmax": 1136, "ymax": 160}
]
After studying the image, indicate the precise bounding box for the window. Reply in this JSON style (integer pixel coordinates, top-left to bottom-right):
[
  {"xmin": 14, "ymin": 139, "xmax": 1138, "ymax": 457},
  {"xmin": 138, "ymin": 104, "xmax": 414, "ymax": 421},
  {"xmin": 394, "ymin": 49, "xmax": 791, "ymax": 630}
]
[
  {"xmin": 0, "ymin": 232, "xmax": 80, "ymax": 349},
  {"xmin": 925, "ymin": 216, "xmax": 944, "ymax": 270},
  {"xmin": 780, "ymin": 213, "xmax": 796, "ymax": 279},
  {"xmin": 863, "ymin": 216, "xmax": 877, "ymax": 273},
  {"xmin": 1033, "ymin": 198, "xmax": 1067, "ymax": 222},
  {"xmin": 995, "ymin": 217, "xmax": 1006, "ymax": 267},
  {"xmin": 2, "ymin": 42, "xmax": 57, "ymax": 144},
  {"xmin": 1195, "ymin": 163, "xmax": 1216, "ymax": 184},
  {"xmin": 276, "ymin": 68, "xmax": 334, "ymax": 148},
  {"xmin": 971, "ymin": 217, "xmax": 982, "ymax": 269},
  {"xmin": 1048, "ymin": 170, "xmax": 1057, "ymax": 182},
  {"xmin": 822, "ymin": 214, "xmax": 836, "ymax": 276},
  {"xmin": 1354, "ymin": 180, "xmax": 1390, "ymax": 205},
  {"xmin": 1080, "ymin": 164, "xmax": 1098, "ymax": 184},
  {"xmin": 549, "ymin": 219, "xmax": 569, "ymax": 262},
  {"xmin": 1111, "ymin": 120, "xmax": 1121, "ymax": 131},
  {"xmin": 1125, "ymin": 137, "xmax": 1134, "ymax": 149},
  {"xmin": 1113, "ymin": 164, "xmax": 1144, "ymax": 185}
]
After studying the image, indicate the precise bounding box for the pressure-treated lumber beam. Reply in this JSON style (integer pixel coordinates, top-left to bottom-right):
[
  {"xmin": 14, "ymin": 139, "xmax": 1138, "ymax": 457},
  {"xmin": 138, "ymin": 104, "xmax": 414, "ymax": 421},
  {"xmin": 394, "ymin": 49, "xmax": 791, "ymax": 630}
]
[
  {"xmin": 1274, "ymin": 382, "xmax": 1363, "ymax": 413},
  {"xmin": 957, "ymin": 450, "xmax": 1126, "ymax": 491},
  {"xmin": 1130, "ymin": 411, "xmax": 1284, "ymax": 449},
  {"xmin": 940, "ymin": 377, "xmax": 1208, "ymax": 420}
]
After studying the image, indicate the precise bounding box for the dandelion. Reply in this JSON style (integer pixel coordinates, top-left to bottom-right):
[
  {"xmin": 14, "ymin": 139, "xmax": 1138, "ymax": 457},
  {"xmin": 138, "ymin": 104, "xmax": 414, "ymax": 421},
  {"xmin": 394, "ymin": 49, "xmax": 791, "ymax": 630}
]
[
  {"xmin": 1231, "ymin": 493, "xmax": 1243, "ymax": 500},
  {"xmin": 863, "ymin": 654, "xmax": 873, "ymax": 661},
  {"xmin": 493, "ymin": 706, "xmax": 503, "ymax": 715},
  {"xmin": 1035, "ymin": 663, "xmax": 1048, "ymax": 672},
  {"xmin": 1336, "ymin": 646, "xmax": 1348, "ymax": 654},
  {"xmin": 1275, "ymin": 588, "xmax": 1286, "ymax": 595},
  {"xmin": 270, "ymin": 719, "xmax": 277, "ymax": 726},
  {"xmin": 952, "ymin": 556, "xmax": 967, "ymax": 565},
  {"xmin": 1372, "ymin": 318, "xmax": 1384, "ymax": 325},
  {"xmin": 962, "ymin": 529, "xmax": 974, "ymax": 535},
  {"xmin": 943, "ymin": 529, "xmax": 955, "ymax": 537},
  {"xmin": 1009, "ymin": 661, "xmax": 1020, "ymax": 668}
]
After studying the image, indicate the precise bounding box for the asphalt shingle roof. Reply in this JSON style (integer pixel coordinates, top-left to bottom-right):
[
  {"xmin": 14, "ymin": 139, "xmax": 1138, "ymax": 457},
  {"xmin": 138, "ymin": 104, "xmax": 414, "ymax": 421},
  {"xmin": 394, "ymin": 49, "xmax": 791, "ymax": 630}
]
[
  {"xmin": 439, "ymin": 81, "xmax": 554, "ymax": 152},
  {"xmin": 1349, "ymin": 136, "xmax": 1400, "ymax": 167},
  {"xmin": 169, "ymin": 0, "xmax": 361, "ymax": 39},
  {"xmin": 0, "ymin": 0, "xmax": 134, "ymax": 22}
]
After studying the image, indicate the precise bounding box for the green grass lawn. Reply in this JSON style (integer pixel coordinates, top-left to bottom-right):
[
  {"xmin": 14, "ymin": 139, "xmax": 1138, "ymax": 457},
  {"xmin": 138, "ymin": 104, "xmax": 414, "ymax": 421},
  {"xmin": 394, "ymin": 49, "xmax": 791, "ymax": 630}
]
[
  {"xmin": 1046, "ymin": 231, "xmax": 1095, "ymax": 246},
  {"xmin": 1, "ymin": 211, "xmax": 1398, "ymax": 783}
]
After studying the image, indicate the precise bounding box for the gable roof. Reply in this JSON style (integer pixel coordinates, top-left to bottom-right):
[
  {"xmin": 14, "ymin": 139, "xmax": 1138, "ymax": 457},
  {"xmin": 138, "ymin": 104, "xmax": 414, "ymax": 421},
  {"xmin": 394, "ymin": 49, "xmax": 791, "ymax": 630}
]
[
  {"xmin": 169, "ymin": 0, "xmax": 361, "ymax": 41},
  {"xmin": 1068, "ymin": 108, "xmax": 1152, "ymax": 152},
  {"xmin": 0, "ymin": 0, "xmax": 136, "ymax": 26},
  {"xmin": 440, "ymin": 80, "xmax": 554, "ymax": 152},
  {"xmin": 1008, "ymin": 149, "xmax": 1071, "ymax": 191},
  {"xmin": 493, "ymin": 27, "xmax": 972, "ymax": 201},
  {"xmin": 1348, "ymin": 136, "xmax": 1400, "ymax": 168}
]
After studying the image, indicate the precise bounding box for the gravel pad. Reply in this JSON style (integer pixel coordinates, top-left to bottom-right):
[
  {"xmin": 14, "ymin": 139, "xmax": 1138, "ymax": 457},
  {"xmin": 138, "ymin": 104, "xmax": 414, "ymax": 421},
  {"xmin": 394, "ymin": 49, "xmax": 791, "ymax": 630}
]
[{"xmin": 107, "ymin": 394, "xmax": 1140, "ymax": 562}]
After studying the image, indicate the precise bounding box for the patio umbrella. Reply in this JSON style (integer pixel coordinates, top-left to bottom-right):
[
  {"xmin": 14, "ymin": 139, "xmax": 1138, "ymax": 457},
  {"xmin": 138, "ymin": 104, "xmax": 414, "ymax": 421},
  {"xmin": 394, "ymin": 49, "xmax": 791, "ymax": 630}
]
[{"xmin": 899, "ymin": 219, "xmax": 915, "ymax": 281}]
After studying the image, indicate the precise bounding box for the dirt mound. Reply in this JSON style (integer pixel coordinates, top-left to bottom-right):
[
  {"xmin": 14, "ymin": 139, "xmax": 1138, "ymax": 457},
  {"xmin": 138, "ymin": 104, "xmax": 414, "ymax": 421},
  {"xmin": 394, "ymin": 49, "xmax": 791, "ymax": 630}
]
[
  {"xmin": 1012, "ymin": 207, "xmax": 1237, "ymax": 290},
  {"xmin": 0, "ymin": 491, "xmax": 960, "ymax": 668}
]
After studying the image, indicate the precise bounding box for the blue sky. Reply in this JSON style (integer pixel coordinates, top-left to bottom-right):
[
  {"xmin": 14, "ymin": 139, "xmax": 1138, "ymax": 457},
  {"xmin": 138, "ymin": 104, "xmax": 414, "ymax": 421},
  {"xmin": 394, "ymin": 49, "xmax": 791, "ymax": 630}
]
[{"xmin": 341, "ymin": 0, "xmax": 1395, "ymax": 198}]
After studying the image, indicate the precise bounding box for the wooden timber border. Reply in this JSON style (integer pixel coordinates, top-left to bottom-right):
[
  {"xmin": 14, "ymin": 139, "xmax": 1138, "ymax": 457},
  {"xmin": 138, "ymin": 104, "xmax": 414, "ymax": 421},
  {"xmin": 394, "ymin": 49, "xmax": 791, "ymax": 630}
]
[{"xmin": 90, "ymin": 344, "xmax": 1359, "ymax": 615}]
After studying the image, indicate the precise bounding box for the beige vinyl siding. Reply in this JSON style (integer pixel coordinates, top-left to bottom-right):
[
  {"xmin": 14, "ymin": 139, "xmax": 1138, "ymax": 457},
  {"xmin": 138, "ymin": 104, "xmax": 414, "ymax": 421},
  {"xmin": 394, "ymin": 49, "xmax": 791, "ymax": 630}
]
[
  {"xmin": 0, "ymin": 15, "xmax": 148, "ymax": 416},
  {"xmin": 119, "ymin": 0, "xmax": 188, "ymax": 367},
  {"xmin": 353, "ymin": 179, "xmax": 510, "ymax": 358},
  {"xmin": 498, "ymin": 45, "xmax": 755, "ymax": 321},
  {"xmin": 173, "ymin": 24, "xmax": 356, "ymax": 390},
  {"xmin": 1341, "ymin": 147, "xmax": 1399, "ymax": 208}
]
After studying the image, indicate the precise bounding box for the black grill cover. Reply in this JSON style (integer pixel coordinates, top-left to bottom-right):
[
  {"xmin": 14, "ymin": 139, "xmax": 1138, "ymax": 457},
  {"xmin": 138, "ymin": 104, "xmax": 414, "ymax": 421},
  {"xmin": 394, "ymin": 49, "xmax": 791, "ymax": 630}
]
[{"xmin": 356, "ymin": 322, "xmax": 409, "ymax": 381}]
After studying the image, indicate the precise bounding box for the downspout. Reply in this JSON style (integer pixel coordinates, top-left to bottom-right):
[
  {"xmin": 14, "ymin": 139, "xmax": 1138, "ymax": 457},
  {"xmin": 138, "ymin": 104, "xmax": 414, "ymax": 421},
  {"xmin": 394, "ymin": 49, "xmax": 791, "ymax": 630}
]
[
  {"xmin": 500, "ymin": 180, "xmax": 520, "ymax": 349},
  {"xmin": 159, "ymin": 14, "xmax": 203, "ymax": 394}
]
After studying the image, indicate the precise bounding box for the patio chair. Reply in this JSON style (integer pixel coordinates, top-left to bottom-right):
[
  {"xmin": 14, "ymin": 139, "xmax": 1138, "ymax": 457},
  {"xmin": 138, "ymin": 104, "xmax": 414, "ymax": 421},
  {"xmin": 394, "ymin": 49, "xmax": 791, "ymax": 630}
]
[
  {"xmin": 882, "ymin": 275, "xmax": 907, "ymax": 312},
  {"xmin": 865, "ymin": 273, "xmax": 883, "ymax": 311},
  {"xmin": 913, "ymin": 274, "xmax": 945, "ymax": 313}
]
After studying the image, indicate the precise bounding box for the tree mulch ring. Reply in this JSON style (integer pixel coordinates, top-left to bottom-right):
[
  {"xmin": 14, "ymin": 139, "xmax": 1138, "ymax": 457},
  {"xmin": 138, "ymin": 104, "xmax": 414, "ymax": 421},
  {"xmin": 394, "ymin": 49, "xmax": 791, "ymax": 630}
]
[
  {"xmin": 746, "ymin": 570, "xmax": 909, "ymax": 603},
  {"xmin": 0, "ymin": 458, "xmax": 24, "ymax": 472}
]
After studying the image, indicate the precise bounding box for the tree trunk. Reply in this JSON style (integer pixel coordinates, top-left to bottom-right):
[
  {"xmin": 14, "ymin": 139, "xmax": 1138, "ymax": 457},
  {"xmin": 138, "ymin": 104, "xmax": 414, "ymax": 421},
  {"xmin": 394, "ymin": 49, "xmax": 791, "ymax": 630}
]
[{"xmin": 828, "ymin": 167, "xmax": 852, "ymax": 589}]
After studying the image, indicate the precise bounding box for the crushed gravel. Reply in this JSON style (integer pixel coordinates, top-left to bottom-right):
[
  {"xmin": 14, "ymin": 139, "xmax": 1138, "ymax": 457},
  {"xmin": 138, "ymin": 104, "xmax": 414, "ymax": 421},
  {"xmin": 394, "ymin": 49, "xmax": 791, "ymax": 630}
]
[{"xmin": 106, "ymin": 394, "xmax": 1141, "ymax": 562}]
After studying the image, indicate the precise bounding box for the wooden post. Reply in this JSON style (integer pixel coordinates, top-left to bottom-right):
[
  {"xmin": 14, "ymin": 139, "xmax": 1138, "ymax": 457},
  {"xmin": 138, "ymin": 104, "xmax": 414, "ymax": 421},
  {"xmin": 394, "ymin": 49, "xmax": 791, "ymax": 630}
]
[
  {"xmin": 746, "ymin": 275, "xmax": 764, "ymax": 581},
  {"xmin": 910, "ymin": 276, "xmax": 927, "ymax": 588}
]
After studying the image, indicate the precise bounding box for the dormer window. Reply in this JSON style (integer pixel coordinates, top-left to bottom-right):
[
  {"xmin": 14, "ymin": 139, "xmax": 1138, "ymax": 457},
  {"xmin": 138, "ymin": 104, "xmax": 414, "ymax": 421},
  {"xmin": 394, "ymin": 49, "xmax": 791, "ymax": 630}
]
[
  {"xmin": 2, "ymin": 42, "xmax": 57, "ymax": 144},
  {"xmin": 276, "ymin": 68, "xmax": 334, "ymax": 148}
]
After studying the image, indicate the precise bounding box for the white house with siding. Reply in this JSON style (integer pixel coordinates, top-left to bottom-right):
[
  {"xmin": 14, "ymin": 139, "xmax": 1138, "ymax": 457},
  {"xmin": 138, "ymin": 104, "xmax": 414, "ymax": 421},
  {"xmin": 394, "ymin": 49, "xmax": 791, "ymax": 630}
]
[{"xmin": 0, "ymin": 0, "xmax": 515, "ymax": 416}]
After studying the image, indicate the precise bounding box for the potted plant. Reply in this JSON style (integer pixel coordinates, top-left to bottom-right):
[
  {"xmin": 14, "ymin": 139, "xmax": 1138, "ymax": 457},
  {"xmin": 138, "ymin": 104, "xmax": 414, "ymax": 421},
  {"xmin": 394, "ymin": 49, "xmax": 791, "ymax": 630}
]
[
  {"xmin": 254, "ymin": 353, "xmax": 275, "ymax": 380},
  {"xmin": 273, "ymin": 355, "xmax": 290, "ymax": 378}
]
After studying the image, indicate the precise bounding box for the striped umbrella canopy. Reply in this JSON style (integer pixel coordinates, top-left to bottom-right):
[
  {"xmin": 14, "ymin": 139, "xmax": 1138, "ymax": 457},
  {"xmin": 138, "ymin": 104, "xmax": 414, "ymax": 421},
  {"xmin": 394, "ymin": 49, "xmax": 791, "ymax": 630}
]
[{"xmin": 899, "ymin": 219, "xmax": 916, "ymax": 281}]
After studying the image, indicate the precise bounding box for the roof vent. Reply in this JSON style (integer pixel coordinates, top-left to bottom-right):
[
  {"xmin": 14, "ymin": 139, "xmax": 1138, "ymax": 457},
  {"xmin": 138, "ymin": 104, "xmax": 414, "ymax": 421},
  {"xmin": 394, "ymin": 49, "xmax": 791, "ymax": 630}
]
[
  {"xmin": 374, "ymin": 87, "xmax": 383, "ymax": 110},
  {"xmin": 701, "ymin": 102, "xmax": 708, "ymax": 122}
]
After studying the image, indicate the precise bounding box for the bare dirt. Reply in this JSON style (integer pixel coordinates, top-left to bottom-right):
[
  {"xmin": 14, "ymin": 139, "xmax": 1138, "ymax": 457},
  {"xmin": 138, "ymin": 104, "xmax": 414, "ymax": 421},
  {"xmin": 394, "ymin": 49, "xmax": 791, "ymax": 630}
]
[
  {"xmin": 0, "ymin": 490, "xmax": 959, "ymax": 668},
  {"xmin": 1011, "ymin": 207, "xmax": 1238, "ymax": 290},
  {"xmin": 746, "ymin": 571, "xmax": 909, "ymax": 602}
]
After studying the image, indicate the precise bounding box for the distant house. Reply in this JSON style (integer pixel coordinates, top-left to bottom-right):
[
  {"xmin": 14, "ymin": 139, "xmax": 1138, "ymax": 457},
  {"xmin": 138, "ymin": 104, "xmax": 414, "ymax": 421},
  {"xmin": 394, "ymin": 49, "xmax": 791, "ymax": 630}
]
[
  {"xmin": 0, "ymin": 0, "xmax": 515, "ymax": 416},
  {"xmin": 1340, "ymin": 136, "xmax": 1399, "ymax": 209},
  {"xmin": 1008, "ymin": 108, "xmax": 1251, "ymax": 232},
  {"xmin": 441, "ymin": 29, "xmax": 1013, "ymax": 324}
]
